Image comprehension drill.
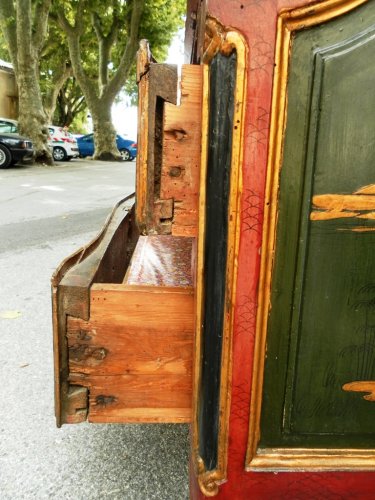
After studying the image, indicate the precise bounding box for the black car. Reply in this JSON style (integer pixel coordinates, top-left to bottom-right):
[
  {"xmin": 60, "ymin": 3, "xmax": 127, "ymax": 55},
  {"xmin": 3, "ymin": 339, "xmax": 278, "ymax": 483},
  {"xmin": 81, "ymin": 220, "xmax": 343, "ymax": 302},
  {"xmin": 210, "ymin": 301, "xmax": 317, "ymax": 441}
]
[{"xmin": 0, "ymin": 133, "xmax": 33, "ymax": 168}]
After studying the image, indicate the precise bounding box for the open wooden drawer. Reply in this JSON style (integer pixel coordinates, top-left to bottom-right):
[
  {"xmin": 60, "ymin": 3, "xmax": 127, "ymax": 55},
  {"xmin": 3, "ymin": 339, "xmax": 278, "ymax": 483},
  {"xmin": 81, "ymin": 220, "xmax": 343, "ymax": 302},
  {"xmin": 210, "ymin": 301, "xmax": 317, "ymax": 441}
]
[{"xmin": 52, "ymin": 46, "xmax": 202, "ymax": 427}]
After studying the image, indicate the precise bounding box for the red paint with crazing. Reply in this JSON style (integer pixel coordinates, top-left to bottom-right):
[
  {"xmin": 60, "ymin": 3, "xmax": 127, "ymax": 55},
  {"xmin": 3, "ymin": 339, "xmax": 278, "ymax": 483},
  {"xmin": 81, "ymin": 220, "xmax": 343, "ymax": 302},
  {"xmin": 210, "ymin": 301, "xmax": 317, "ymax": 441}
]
[{"xmin": 190, "ymin": 0, "xmax": 375, "ymax": 497}]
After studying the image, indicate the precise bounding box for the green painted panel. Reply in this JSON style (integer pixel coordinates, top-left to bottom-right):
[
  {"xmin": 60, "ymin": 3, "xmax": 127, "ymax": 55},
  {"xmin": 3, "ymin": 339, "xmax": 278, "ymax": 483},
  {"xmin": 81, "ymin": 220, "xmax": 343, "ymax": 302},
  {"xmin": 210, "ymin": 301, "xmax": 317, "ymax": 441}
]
[{"xmin": 260, "ymin": 2, "xmax": 375, "ymax": 449}]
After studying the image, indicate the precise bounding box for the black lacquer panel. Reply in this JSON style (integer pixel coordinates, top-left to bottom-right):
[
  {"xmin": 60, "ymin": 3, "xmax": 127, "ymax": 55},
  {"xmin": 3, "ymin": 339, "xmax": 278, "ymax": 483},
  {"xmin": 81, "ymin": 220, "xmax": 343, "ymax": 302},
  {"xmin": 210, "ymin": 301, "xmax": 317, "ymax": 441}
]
[{"xmin": 198, "ymin": 51, "xmax": 236, "ymax": 470}]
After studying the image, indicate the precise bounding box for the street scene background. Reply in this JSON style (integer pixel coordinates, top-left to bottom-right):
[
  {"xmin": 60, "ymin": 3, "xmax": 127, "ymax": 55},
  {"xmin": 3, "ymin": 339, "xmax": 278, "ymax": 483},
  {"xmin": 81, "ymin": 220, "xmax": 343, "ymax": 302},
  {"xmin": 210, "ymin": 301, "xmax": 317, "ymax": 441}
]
[{"xmin": 0, "ymin": 159, "xmax": 189, "ymax": 499}]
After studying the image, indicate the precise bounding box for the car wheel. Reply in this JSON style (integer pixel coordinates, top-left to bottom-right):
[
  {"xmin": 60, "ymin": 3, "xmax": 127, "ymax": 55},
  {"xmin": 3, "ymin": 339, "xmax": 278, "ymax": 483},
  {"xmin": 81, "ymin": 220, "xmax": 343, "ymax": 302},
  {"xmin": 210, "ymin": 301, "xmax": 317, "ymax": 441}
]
[
  {"xmin": 120, "ymin": 148, "xmax": 131, "ymax": 161},
  {"xmin": 53, "ymin": 146, "xmax": 67, "ymax": 161},
  {"xmin": 0, "ymin": 144, "xmax": 11, "ymax": 169}
]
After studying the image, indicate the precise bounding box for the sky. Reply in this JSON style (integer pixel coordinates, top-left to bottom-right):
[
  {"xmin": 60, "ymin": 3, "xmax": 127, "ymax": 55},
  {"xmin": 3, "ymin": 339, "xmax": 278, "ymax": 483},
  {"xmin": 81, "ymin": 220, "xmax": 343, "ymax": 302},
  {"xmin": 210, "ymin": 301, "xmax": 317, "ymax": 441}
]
[{"xmin": 111, "ymin": 29, "xmax": 185, "ymax": 141}]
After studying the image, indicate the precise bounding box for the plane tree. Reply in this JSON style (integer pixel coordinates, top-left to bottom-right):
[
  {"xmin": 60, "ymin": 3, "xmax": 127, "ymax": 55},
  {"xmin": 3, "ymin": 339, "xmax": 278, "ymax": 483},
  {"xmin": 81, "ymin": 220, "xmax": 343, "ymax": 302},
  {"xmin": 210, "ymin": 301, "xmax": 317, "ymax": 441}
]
[
  {"xmin": 0, "ymin": 0, "xmax": 184, "ymax": 163},
  {"xmin": 56, "ymin": 0, "xmax": 184, "ymax": 160},
  {"xmin": 0, "ymin": 0, "xmax": 53, "ymax": 162}
]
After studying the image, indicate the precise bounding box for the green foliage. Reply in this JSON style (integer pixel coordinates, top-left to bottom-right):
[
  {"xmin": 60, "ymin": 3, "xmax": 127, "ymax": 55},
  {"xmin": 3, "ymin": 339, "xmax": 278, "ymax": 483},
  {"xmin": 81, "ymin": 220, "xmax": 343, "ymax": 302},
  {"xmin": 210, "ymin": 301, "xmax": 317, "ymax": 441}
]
[
  {"xmin": 121, "ymin": 0, "xmax": 186, "ymax": 102},
  {"xmin": 0, "ymin": 29, "xmax": 9, "ymax": 61},
  {"xmin": 53, "ymin": 77, "xmax": 88, "ymax": 127},
  {"xmin": 69, "ymin": 109, "xmax": 90, "ymax": 134},
  {"xmin": 0, "ymin": 0, "xmax": 186, "ymax": 158},
  {"xmin": 140, "ymin": 0, "xmax": 185, "ymax": 61},
  {"xmin": 70, "ymin": 0, "xmax": 185, "ymax": 83}
]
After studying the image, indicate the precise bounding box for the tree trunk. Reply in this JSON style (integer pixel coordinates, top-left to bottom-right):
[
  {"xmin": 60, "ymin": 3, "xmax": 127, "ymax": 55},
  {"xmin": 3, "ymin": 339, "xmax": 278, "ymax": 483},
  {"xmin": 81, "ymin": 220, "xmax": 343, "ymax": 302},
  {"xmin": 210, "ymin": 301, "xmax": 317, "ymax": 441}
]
[
  {"xmin": 91, "ymin": 102, "xmax": 120, "ymax": 161},
  {"xmin": 16, "ymin": 60, "xmax": 53, "ymax": 164},
  {"xmin": 44, "ymin": 66, "xmax": 73, "ymax": 125}
]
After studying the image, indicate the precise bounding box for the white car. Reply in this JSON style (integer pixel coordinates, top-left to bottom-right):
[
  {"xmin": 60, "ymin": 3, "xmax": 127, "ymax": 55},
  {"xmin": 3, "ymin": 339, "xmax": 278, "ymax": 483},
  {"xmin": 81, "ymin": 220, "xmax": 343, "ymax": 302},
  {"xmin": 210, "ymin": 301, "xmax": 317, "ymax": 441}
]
[{"xmin": 49, "ymin": 126, "xmax": 80, "ymax": 161}]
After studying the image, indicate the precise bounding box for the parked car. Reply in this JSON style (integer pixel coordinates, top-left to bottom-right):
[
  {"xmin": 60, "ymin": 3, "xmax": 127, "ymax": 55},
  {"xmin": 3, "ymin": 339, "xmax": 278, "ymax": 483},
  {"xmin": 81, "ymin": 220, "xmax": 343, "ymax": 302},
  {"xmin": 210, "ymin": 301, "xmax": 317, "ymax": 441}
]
[
  {"xmin": 0, "ymin": 132, "xmax": 33, "ymax": 168},
  {"xmin": 77, "ymin": 133, "xmax": 137, "ymax": 161},
  {"xmin": 0, "ymin": 117, "xmax": 18, "ymax": 134},
  {"xmin": 49, "ymin": 126, "xmax": 80, "ymax": 161},
  {"xmin": 0, "ymin": 117, "xmax": 53, "ymax": 155}
]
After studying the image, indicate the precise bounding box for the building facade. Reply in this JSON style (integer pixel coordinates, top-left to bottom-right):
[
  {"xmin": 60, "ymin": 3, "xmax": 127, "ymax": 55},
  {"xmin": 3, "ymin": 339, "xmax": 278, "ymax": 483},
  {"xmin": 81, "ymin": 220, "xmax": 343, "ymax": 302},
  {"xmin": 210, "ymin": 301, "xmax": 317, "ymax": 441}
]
[{"xmin": 0, "ymin": 61, "xmax": 18, "ymax": 119}]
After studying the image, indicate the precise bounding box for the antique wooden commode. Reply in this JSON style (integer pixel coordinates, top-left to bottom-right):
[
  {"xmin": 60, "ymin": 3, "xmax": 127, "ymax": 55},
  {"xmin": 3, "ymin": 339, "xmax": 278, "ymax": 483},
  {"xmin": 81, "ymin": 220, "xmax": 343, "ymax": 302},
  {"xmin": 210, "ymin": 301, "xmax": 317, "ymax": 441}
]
[{"xmin": 53, "ymin": 0, "xmax": 375, "ymax": 497}]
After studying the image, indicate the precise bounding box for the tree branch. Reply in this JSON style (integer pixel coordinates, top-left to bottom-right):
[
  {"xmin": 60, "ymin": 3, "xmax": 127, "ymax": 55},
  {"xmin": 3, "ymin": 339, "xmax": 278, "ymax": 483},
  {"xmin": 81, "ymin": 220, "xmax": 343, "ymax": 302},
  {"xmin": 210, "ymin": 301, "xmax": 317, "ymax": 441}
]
[
  {"xmin": 44, "ymin": 63, "xmax": 73, "ymax": 122},
  {"xmin": 55, "ymin": 0, "xmax": 86, "ymax": 37},
  {"xmin": 92, "ymin": 12, "xmax": 104, "ymax": 39},
  {"xmin": 0, "ymin": 0, "xmax": 18, "ymax": 71},
  {"xmin": 92, "ymin": 6, "xmax": 120, "ymax": 93},
  {"xmin": 71, "ymin": 96, "xmax": 86, "ymax": 114},
  {"xmin": 57, "ymin": 1, "xmax": 98, "ymax": 104},
  {"xmin": 32, "ymin": 0, "xmax": 51, "ymax": 54},
  {"xmin": 104, "ymin": 0, "xmax": 145, "ymax": 100}
]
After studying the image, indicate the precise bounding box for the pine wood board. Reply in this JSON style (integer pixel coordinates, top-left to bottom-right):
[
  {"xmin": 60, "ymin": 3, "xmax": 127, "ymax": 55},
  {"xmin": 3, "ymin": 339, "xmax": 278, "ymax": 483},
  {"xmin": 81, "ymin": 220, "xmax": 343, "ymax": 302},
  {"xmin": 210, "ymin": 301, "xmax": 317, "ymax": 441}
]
[
  {"xmin": 162, "ymin": 65, "xmax": 203, "ymax": 237},
  {"xmin": 123, "ymin": 235, "xmax": 194, "ymax": 287},
  {"xmin": 88, "ymin": 408, "xmax": 191, "ymax": 424},
  {"xmin": 67, "ymin": 312, "xmax": 193, "ymax": 377},
  {"xmin": 66, "ymin": 285, "xmax": 194, "ymax": 423}
]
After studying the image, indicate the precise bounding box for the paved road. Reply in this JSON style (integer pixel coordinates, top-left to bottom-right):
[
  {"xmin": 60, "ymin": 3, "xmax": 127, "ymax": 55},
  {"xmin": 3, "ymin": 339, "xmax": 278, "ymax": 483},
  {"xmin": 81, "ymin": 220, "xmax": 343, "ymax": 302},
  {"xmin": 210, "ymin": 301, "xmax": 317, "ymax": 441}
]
[{"xmin": 0, "ymin": 160, "xmax": 189, "ymax": 499}]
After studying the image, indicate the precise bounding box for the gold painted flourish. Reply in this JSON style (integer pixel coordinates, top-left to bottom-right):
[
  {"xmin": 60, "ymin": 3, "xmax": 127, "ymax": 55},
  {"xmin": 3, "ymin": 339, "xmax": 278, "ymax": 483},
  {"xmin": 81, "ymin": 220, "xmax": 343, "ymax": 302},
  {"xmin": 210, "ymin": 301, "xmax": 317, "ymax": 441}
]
[
  {"xmin": 343, "ymin": 381, "xmax": 375, "ymax": 402},
  {"xmin": 310, "ymin": 185, "xmax": 375, "ymax": 226}
]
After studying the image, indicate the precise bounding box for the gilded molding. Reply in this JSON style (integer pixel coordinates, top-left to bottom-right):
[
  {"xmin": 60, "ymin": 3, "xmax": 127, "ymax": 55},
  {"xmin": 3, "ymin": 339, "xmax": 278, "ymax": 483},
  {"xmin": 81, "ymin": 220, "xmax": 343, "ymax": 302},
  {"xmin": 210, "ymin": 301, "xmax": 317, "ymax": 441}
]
[
  {"xmin": 192, "ymin": 18, "xmax": 248, "ymax": 495},
  {"xmin": 248, "ymin": 448, "xmax": 375, "ymax": 471},
  {"xmin": 246, "ymin": 0, "xmax": 371, "ymax": 471}
]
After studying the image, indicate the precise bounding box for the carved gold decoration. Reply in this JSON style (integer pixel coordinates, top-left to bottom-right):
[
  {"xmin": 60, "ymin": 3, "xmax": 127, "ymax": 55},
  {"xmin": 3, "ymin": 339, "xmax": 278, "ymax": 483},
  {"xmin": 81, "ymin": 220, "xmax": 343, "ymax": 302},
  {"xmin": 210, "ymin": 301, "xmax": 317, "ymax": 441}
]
[
  {"xmin": 343, "ymin": 381, "xmax": 375, "ymax": 401},
  {"xmin": 192, "ymin": 18, "xmax": 248, "ymax": 495},
  {"xmin": 196, "ymin": 456, "xmax": 221, "ymax": 497},
  {"xmin": 247, "ymin": 0, "xmax": 371, "ymax": 471}
]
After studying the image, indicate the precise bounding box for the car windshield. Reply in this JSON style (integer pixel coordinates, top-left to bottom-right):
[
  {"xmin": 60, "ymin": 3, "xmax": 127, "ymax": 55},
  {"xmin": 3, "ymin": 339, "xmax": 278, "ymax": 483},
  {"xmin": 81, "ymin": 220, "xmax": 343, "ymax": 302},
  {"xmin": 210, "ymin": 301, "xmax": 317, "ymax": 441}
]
[{"xmin": 0, "ymin": 121, "xmax": 17, "ymax": 133}]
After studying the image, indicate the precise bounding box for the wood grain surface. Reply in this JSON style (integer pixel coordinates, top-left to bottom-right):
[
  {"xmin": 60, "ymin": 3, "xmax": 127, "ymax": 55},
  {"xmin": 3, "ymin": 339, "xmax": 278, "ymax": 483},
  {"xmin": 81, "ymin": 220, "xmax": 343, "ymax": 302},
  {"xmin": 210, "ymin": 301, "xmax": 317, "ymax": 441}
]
[{"xmin": 67, "ymin": 284, "xmax": 194, "ymax": 423}]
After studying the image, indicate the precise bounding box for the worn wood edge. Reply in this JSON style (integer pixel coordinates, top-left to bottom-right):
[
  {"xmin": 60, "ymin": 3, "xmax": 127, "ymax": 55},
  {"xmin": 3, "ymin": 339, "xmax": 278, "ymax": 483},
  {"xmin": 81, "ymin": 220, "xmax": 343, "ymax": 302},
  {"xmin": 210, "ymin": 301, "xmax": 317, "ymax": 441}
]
[
  {"xmin": 192, "ymin": 21, "xmax": 248, "ymax": 497},
  {"xmin": 136, "ymin": 66, "xmax": 149, "ymax": 227},
  {"xmin": 58, "ymin": 202, "xmax": 137, "ymax": 319},
  {"xmin": 148, "ymin": 64, "xmax": 178, "ymax": 234},
  {"xmin": 163, "ymin": 64, "xmax": 203, "ymax": 237},
  {"xmin": 52, "ymin": 193, "xmax": 135, "ymax": 288},
  {"xmin": 136, "ymin": 46, "xmax": 179, "ymax": 233},
  {"xmin": 52, "ymin": 196, "xmax": 136, "ymax": 427},
  {"xmin": 136, "ymin": 40, "xmax": 150, "ymax": 224},
  {"xmin": 60, "ymin": 201, "xmax": 135, "ymax": 288},
  {"xmin": 247, "ymin": 448, "xmax": 375, "ymax": 471},
  {"xmin": 90, "ymin": 283, "xmax": 194, "ymax": 294},
  {"xmin": 185, "ymin": 0, "xmax": 207, "ymax": 64},
  {"xmin": 52, "ymin": 286, "xmax": 62, "ymax": 426},
  {"xmin": 136, "ymin": 39, "xmax": 152, "ymax": 83},
  {"xmin": 88, "ymin": 408, "xmax": 191, "ymax": 424},
  {"xmin": 246, "ymin": 0, "xmax": 371, "ymax": 470}
]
